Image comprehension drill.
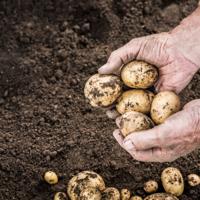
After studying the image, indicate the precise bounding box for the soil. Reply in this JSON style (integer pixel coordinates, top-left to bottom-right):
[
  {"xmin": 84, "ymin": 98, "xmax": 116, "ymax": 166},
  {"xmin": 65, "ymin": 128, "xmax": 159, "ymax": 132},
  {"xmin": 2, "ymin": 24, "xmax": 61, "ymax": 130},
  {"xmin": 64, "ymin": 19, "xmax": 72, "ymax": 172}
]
[{"xmin": 0, "ymin": 0, "xmax": 200, "ymax": 199}]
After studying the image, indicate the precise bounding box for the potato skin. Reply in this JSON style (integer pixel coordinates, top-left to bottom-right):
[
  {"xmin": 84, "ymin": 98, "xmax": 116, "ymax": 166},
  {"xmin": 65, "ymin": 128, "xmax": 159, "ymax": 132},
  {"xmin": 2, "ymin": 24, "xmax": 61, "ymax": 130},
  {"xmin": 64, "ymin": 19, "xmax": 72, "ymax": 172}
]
[
  {"xmin": 161, "ymin": 167, "xmax": 184, "ymax": 196},
  {"xmin": 116, "ymin": 90, "xmax": 154, "ymax": 114},
  {"xmin": 150, "ymin": 91, "xmax": 181, "ymax": 124},
  {"xmin": 84, "ymin": 74, "xmax": 122, "ymax": 107},
  {"xmin": 54, "ymin": 192, "xmax": 67, "ymax": 200},
  {"xmin": 121, "ymin": 61, "xmax": 158, "ymax": 89},
  {"xmin": 67, "ymin": 171, "xmax": 105, "ymax": 200},
  {"xmin": 188, "ymin": 174, "xmax": 200, "ymax": 186},
  {"xmin": 102, "ymin": 187, "xmax": 120, "ymax": 200},
  {"xmin": 120, "ymin": 111, "xmax": 154, "ymax": 137},
  {"xmin": 144, "ymin": 180, "xmax": 158, "ymax": 193},
  {"xmin": 80, "ymin": 187, "xmax": 102, "ymax": 200},
  {"xmin": 121, "ymin": 188, "xmax": 131, "ymax": 200},
  {"xmin": 44, "ymin": 171, "xmax": 58, "ymax": 185},
  {"xmin": 144, "ymin": 193, "xmax": 178, "ymax": 200},
  {"xmin": 130, "ymin": 196, "xmax": 143, "ymax": 200}
]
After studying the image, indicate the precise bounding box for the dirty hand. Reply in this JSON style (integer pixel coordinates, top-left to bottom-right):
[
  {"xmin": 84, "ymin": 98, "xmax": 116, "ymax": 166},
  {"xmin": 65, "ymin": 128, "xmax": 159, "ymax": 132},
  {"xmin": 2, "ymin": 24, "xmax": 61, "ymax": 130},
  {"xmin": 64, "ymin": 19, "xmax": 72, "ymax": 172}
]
[{"xmin": 113, "ymin": 100, "xmax": 200, "ymax": 162}]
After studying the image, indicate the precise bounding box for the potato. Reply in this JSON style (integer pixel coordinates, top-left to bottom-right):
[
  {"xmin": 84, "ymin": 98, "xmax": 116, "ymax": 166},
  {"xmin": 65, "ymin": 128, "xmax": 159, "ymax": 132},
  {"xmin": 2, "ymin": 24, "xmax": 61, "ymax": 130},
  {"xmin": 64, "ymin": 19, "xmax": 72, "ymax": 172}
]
[
  {"xmin": 120, "ymin": 111, "xmax": 154, "ymax": 137},
  {"xmin": 67, "ymin": 171, "xmax": 105, "ymax": 200},
  {"xmin": 130, "ymin": 196, "xmax": 143, "ymax": 200},
  {"xmin": 84, "ymin": 74, "xmax": 122, "ymax": 107},
  {"xmin": 44, "ymin": 171, "xmax": 58, "ymax": 185},
  {"xmin": 54, "ymin": 192, "xmax": 67, "ymax": 200},
  {"xmin": 188, "ymin": 174, "xmax": 200, "ymax": 186},
  {"xmin": 121, "ymin": 188, "xmax": 131, "ymax": 200},
  {"xmin": 144, "ymin": 193, "xmax": 178, "ymax": 200},
  {"xmin": 80, "ymin": 187, "xmax": 102, "ymax": 200},
  {"xmin": 102, "ymin": 187, "xmax": 120, "ymax": 200},
  {"xmin": 116, "ymin": 90, "xmax": 154, "ymax": 114},
  {"xmin": 121, "ymin": 61, "xmax": 158, "ymax": 89},
  {"xmin": 161, "ymin": 167, "xmax": 184, "ymax": 196},
  {"xmin": 144, "ymin": 180, "xmax": 158, "ymax": 193},
  {"xmin": 150, "ymin": 91, "xmax": 181, "ymax": 124}
]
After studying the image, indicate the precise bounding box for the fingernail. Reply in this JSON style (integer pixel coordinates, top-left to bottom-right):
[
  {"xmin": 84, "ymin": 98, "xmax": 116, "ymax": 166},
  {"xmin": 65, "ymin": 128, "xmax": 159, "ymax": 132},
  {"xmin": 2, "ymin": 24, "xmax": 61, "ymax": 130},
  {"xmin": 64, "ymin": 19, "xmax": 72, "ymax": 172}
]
[
  {"xmin": 123, "ymin": 140, "xmax": 135, "ymax": 150},
  {"xmin": 98, "ymin": 64, "xmax": 107, "ymax": 74}
]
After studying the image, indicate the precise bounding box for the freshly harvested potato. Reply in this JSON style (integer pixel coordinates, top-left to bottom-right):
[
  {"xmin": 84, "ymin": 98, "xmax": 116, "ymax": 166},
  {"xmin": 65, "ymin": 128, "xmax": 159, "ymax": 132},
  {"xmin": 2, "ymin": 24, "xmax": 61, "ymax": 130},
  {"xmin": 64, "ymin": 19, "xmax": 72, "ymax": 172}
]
[
  {"xmin": 161, "ymin": 167, "xmax": 184, "ymax": 196},
  {"xmin": 84, "ymin": 74, "xmax": 122, "ymax": 107},
  {"xmin": 116, "ymin": 89, "xmax": 154, "ymax": 114},
  {"xmin": 54, "ymin": 192, "xmax": 67, "ymax": 200},
  {"xmin": 120, "ymin": 111, "xmax": 154, "ymax": 137},
  {"xmin": 144, "ymin": 193, "xmax": 178, "ymax": 200},
  {"xmin": 44, "ymin": 171, "xmax": 58, "ymax": 185},
  {"xmin": 188, "ymin": 174, "xmax": 200, "ymax": 186},
  {"xmin": 121, "ymin": 61, "xmax": 158, "ymax": 89},
  {"xmin": 121, "ymin": 188, "xmax": 131, "ymax": 200},
  {"xmin": 144, "ymin": 180, "xmax": 158, "ymax": 193},
  {"xmin": 67, "ymin": 171, "xmax": 105, "ymax": 200},
  {"xmin": 80, "ymin": 187, "xmax": 102, "ymax": 200},
  {"xmin": 150, "ymin": 91, "xmax": 181, "ymax": 124},
  {"xmin": 130, "ymin": 196, "xmax": 143, "ymax": 200},
  {"xmin": 102, "ymin": 187, "xmax": 120, "ymax": 200}
]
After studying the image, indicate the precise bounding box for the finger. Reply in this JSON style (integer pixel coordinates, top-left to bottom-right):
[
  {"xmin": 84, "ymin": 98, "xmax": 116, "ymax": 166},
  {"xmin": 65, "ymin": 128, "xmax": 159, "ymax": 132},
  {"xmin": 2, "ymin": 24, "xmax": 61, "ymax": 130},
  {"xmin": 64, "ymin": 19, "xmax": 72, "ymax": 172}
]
[
  {"xmin": 115, "ymin": 116, "xmax": 122, "ymax": 128},
  {"xmin": 183, "ymin": 99, "xmax": 200, "ymax": 110},
  {"xmin": 106, "ymin": 109, "xmax": 120, "ymax": 119},
  {"xmin": 113, "ymin": 129, "xmax": 124, "ymax": 147}
]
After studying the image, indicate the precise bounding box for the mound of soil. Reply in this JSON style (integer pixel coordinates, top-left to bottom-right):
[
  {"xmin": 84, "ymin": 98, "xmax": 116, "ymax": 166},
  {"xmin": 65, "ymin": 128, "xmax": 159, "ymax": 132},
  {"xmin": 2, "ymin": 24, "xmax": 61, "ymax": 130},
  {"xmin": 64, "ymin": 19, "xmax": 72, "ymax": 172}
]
[{"xmin": 0, "ymin": 0, "xmax": 200, "ymax": 199}]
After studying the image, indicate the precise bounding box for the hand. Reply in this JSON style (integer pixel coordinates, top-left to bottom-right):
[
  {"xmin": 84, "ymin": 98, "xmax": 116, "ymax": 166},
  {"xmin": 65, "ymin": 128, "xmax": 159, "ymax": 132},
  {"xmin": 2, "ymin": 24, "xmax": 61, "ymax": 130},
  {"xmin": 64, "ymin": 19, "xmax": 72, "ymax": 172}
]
[{"xmin": 113, "ymin": 100, "xmax": 200, "ymax": 162}]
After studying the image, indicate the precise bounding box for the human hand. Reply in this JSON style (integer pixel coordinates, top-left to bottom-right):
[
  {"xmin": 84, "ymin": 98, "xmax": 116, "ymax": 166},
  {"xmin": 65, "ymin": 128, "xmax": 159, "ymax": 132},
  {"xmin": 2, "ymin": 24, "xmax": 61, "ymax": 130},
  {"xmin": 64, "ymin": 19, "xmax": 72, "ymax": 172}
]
[{"xmin": 113, "ymin": 100, "xmax": 200, "ymax": 162}]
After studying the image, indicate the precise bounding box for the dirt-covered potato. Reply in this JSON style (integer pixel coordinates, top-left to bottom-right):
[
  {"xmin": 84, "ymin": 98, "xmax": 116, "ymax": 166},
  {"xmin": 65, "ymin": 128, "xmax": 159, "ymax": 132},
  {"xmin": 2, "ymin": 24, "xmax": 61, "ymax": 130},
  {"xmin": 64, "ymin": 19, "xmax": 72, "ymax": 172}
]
[
  {"xmin": 120, "ymin": 111, "xmax": 154, "ymax": 137},
  {"xmin": 150, "ymin": 91, "xmax": 181, "ymax": 124},
  {"xmin": 116, "ymin": 89, "xmax": 154, "ymax": 114},
  {"xmin": 121, "ymin": 188, "xmax": 131, "ymax": 200},
  {"xmin": 54, "ymin": 192, "xmax": 67, "ymax": 200},
  {"xmin": 161, "ymin": 167, "xmax": 184, "ymax": 196},
  {"xmin": 121, "ymin": 61, "xmax": 158, "ymax": 89},
  {"xmin": 130, "ymin": 196, "xmax": 143, "ymax": 200},
  {"xmin": 67, "ymin": 171, "xmax": 105, "ymax": 200},
  {"xmin": 188, "ymin": 174, "xmax": 200, "ymax": 186},
  {"xmin": 144, "ymin": 193, "xmax": 178, "ymax": 200},
  {"xmin": 84, "ymin": 74, "xmax": 122, "ymax": 107},
  {"xmin": 80, "ymin": 187, "xmax": 102, "ymax": 200},
  {"xmin": 44, "ymin": 171, "xmax": 58, "ymax": 185},
  {"xmin": 144, "ymin": 180, "xmax": 158, "ymax": 193},
  {"xmin": 102, "ymin": 187, "xmax": 120, "ymax": 200}
]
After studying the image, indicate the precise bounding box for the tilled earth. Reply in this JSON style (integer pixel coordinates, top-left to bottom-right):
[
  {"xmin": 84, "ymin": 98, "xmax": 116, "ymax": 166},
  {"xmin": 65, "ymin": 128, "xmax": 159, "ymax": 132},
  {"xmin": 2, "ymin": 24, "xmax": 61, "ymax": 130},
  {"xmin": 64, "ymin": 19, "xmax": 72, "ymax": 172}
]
[{"xmin": 0, "ymin": 0, "xmax": 200, "ymax": 199}]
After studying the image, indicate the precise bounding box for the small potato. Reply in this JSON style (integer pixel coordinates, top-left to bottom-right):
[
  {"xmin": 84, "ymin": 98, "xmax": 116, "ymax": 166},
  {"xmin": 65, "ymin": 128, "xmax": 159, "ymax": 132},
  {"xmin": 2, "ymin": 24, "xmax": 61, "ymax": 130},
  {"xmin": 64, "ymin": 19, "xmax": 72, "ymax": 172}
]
[
  {"xmin": 188, "ymin": 174, "xmax": 200, "ymax": 186},
  {"xmin": 54, "ymin": 192, "xmax": 67, "ymax": 200},
  {"xmin": 121, "ymin": 188, "xmax": 131, "ymax": 200},
  {"xmin": 80, "ymin": 187, "xmax": 102, "ymax": 200},
  {"xmin": 144, "ymin": 180, "xmax": 158, "ymax": 193},
  {"xmin": 121, "ymin": 61, "xmax": 158, "ymax": 89},
  {"xmin": 144, "ymin": 193, "xmax": 178, "ymax": 200},
  {"xmin": 116, "ymin": 90, "xmax": 154, "ymax": 114},
  {"xmin": 130, "ymin": 196, "xmax": 143, "ymax": 200},
  {"xmin": 67, "ymin": 171, "xmax": 105, "ymax": 200},
  {"xmin": 102, "ymin": 187, "xmax": 120, "ymax": 200},
  {"xmin": 120, "ymin": 111, "xmax": 154, "ymax": 137},
  {"xmin": 44, "ymin": 171, "xmax": 58, "ymax": 185},
  {"xmin": 161, "ymin": 167, "xmax": 184, "ymax": 196},
  {"xmin": 150, "ymin": 91, "xmax": 181, "ymax": 124},
  {"xmin": 84, "ymin": 74, "xmax": 122, "ymax": 107}
]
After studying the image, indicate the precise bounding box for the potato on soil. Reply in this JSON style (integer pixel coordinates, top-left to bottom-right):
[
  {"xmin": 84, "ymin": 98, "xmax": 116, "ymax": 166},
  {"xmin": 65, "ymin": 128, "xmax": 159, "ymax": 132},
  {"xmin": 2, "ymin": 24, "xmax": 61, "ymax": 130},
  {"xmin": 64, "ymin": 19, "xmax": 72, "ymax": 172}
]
[
  {"xmin": 150, "ymin": 91, "xmax": 181, "ymax": 124},
  {"xmin": 102, "ymin": 187, "xmax": 120, "ymax": 200},
  {"xmin": 161, "ymin": 167, "xmax": 184, "ymax": 196},
  {"xmin": 130, "ymin": 196, "xmax": 143, "ymax": 200},
  {"xmin": 80, "ymin": 187, "xmax": 102, "ymax": 200},
  {"xmin": 44, "ymin": 171, "xmax": 58, "ymax": 185},
  {"xmin": 67, "ymin": 171, "xmax": 105, "ymax": 200},
  {"xmin": 120, "ymin": 111, "xmax": 154, "ymax": 137},
  {"xmin": 54, "ymin": 192, "xmax": 67, "ymax": 200},
  {"xmin": 144, "ymin": 193, "xmax": 178, "ymax": 200},
  {"xmin": 116, "ymin": 89, "xmax": 154, "ymax": 114},
  {"xmin": 188, "ymin": 174, "xmax": 200, "ymax": 186},
  {"xmin": 144, "ymin": 180, "xmax": 158, "ymax": 193},
  {"xmin": 121, "ymin": 61, "xmax": 158, "ymax": 89},
  {"xmin": 121, "ymin": 188, "xmax": 131, "ymax": 200},
  {"xmin": 84, "ymin": 74, "xmax": 122, "ymax": 107}
]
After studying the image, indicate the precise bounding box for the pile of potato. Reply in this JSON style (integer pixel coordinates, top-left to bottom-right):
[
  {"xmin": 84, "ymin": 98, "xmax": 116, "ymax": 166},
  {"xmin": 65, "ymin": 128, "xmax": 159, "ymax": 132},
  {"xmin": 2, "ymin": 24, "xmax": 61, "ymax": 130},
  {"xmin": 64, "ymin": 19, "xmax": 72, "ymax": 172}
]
[
  {"xmin": 44, "ymin": 168, "xmax": 200, "ymax": 200},
  {"xmin": 84, "ymin": 60, "xmax": 181, "ymax": 136}
]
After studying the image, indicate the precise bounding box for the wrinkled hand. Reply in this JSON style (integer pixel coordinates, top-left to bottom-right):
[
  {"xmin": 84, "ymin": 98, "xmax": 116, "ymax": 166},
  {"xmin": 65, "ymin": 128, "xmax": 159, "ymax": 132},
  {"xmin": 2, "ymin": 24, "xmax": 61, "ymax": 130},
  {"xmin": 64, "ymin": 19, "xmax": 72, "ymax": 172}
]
[{"xmin": 113, "ymin": 100, "xmax": 200, "ymax": 162}]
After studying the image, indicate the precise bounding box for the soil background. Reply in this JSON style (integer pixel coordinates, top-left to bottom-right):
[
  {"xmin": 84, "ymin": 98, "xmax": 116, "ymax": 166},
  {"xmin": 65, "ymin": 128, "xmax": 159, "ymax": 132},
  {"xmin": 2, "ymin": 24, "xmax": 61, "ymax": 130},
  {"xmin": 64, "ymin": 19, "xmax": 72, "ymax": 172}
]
[{"xmin": 0, "ymin": 0, "xmax": 200, "ymax": 199}]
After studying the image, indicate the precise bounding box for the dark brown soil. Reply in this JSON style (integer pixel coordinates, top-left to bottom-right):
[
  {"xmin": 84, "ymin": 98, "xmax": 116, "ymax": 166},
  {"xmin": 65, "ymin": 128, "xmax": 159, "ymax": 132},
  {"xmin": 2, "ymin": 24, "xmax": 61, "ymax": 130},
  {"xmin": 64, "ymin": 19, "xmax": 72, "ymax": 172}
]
[{"xmin": 0, "ymin": 1, "xmax": 200, "ymax": 199}]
